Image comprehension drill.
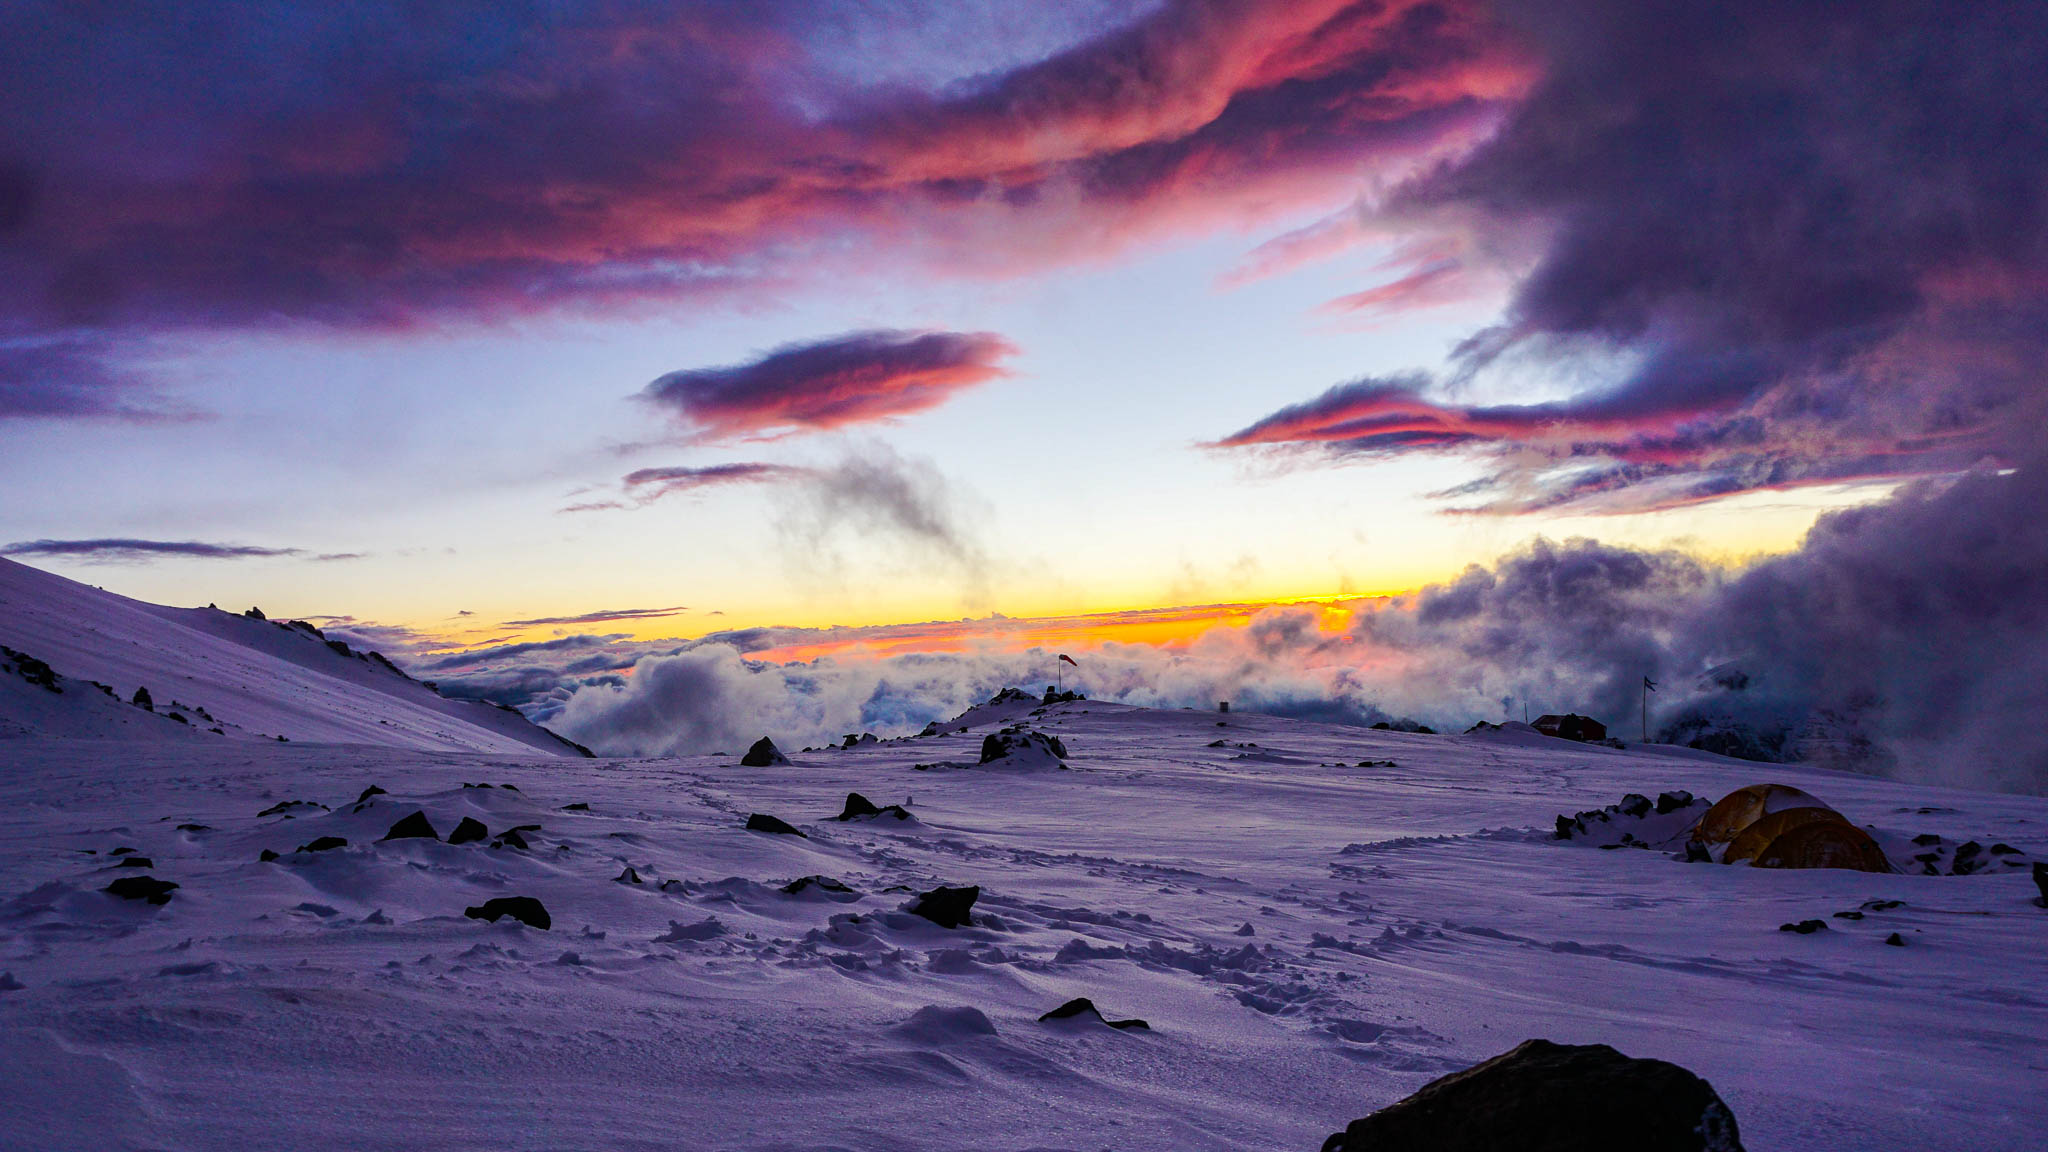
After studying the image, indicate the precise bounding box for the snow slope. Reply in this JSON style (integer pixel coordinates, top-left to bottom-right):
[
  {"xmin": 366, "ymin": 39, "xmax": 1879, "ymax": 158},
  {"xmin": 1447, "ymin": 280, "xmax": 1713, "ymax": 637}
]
[
  {"xmin": 0, "ymin": 558, "xmax": 585, "ymax": 756},
  {"xmin": 0, "ymin": 697, "xmax": 2041, "ymax": 1150}
]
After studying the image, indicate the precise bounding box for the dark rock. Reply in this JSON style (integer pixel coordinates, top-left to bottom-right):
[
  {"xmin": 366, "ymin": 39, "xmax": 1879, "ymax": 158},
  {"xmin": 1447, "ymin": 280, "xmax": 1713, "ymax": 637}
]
[
  {"xmin": 298, "ymin": 836, "xmax": 347, "ymax": 853},
  {"xmin": 834, "ymin": 792, "xmax": 910, "ymax": 821},
  {"xmin": 355, "ymin": 785, "xmax": 387, "ymax": 805},
  {"xmin": 1832, "ymin": 910, "xmax": 1863, "ymax": 920},
  {"xmin": 464, "ymin": 896, "xmax": 550, "ymax": 930},
  {"xmin": 105, "ymin": 876, "xmax": 179, "ymax": 905},
  {"xmin": 1779, "ymin": 919, "xmax": 1828, "ymax": 934},
  {"xmin": 1319, "ymin": 1038, "xmax": 1743, "ymax": 1152},
  {"xmin": 1234, "ymin": 922, "xmax": 1256, "ymax": 936},
  {"xmin": 1886, "ymin": 932, "xmax": 1907, "ymax": 946},
  {"xmin": 132, "ymin": 686, "xmax": 154, "ymax": 711},
  {"xmin": 1912, "ymin": 833, "xmax": 1943, "ymax": 846},
  {"xmin": 979, "ymin": 729, "xmax": 1068, "ymax": 764},
  {"xmin": 117, "ymin": 857, "xmax": 154, "ymax": 868},
  {"xmin": 493, "ymin": 829, "xmax": 530, "ymax": 850},
  {"xmin": 0, "ymin": 972, "xmax": 22, "ymax": 991},
  {"xmin": 780, "ymin": 875, "xmax": 856, "ymax": 898},
  {"xmin": 447, "ymin": 817, "xmax": 489, "ymax": 845},
  {"xmin": 561, "ymin": 802, "xmax": 591, "ymax": 811},
  {"xmin": 1617, "ymin": 793, "xmax": 1652, "ymax": 818},
  {"xmin": 257, "ymin": 800, "xmax": 327, "ymax": 818},
  {"xmin": 744, "ymin": 813, "xmax": 807, "ymax": 837},
  {"xmin": 1037, "ymin": 997, "xmax": 1149, "ymax": 1031},
  {"xmin": 175, "ymin": 823, "xmax": 211, "ymax": 833},
  {"xmin": 907, "ymin": 884, "xmax": 979, "ymax": 928},
  {"xmin": 837, "ymin": 792, "xmax": 882, "ymax": 819},
  {"xmin": 110, "ymin": 846, "xmax": 136, "ymax": 856},
  {"xmin": 1654, "ymin": 790, "xmax": 1694, "ymax": 814},
  {"xmin": 740, "ymin": 737, "xmax": 790, "ymax": 767},
  {"xmin": 378, "ymin": 811, "xmax": 440, "ymax": 841},
  {"xmin": 2034, "ymin": 861, "xmax": 2048, "ymax": 906},
  {"xmin": 616, "ymin": 866, "xmax": 643, "ymax": 884},
  {"xmin": 259, "ymin": 849, "xmax": 280, "ymax": 862},
  {"xmin": 1684, "ymin": 841, "xmax": 1712, "ymax": 863}
]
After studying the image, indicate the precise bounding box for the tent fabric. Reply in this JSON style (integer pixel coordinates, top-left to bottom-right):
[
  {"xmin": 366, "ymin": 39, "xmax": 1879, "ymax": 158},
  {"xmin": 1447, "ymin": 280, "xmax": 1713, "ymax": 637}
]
[
  {"xmin": 1691, "ymin": 784, "xmax": 1827, "ymax": 845},
  {"xmin": 1723, "ymin": 806, "xmax": 1851, "ymax": 865},
  {"xmin": 1752, "ymin": 820, "xmax": 1891, "ymax": 873},
  {"xmin": 1690, "ymin": 784, "xmax": 1894, "ymax": 873}
]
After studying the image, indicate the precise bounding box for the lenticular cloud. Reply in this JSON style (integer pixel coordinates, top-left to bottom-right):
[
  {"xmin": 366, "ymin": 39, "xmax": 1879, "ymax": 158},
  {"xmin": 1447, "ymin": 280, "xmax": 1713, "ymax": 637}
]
[{"xmin": 641, "ymin": 330, "xmax": 1017, "ymax": 442}]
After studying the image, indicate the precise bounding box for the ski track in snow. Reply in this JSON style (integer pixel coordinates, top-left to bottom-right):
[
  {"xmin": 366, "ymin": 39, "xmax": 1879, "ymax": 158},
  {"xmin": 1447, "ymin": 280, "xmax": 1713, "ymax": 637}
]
[{"xmin": 2, "ymin": 701, "xmax": 2045, "ymax": 1150}]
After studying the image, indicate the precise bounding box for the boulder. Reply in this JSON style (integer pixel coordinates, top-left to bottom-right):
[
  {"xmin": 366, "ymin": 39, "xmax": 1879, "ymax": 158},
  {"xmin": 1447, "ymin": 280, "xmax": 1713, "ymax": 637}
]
[
  {"xmin": 447, "ymin": 817, "xmax": 489, "ymax": 845},
  {"xmin": 740, "ymin": 737, "xmax": 790, "ymax": 767},
  {"xmin": 1037, "ymin": 997, "xmax": 1148, "ymax": 1031},
  {"xmin": 378, "ymin": 811, "xmax": 440, "ymax": 841},
  {"xmin": 834, "ymin": 792, "xmax": 911, "ymax": 821},
  {"xmin": 780, "ymin": 875, "xmax": 859, "ymax": 900},
  {"xmin": 745, "ymin": 813, "xmax": 807, "ymax": 837},
  {"xmin": 979, "ymin": 729, "xmax": 1068, "ymax": 766},
  {"xmin": 907, "ymin": 884, "xmax": 979, "ymax": 928},
  {"xmin": 464, "ymin": 896, "xmax": 551, "ymax": 930},
  {"xmin": 616, "ymin": 866, "xmax": 643, "ymax": 884},
  {"xmin": 2034, "ymin": 861, "xmax": 2047, "ymax": 906},
  {"xmin": 1319, "ymin": 1038, "xmax": 1744, "ymax": 1152},
  {"xmin": 297, "ymin": 837, "xmax": 347, "ymax": 853},
  {"xmin": 104, "ymin": 876, "xmax": 179, "ymax": 905}
]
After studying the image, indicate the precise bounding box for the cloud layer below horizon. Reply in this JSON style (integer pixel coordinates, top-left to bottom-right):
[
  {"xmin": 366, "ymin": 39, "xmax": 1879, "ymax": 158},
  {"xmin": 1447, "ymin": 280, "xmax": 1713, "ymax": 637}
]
[{"xmin": 349, "ymin": 467, "xmax": 2048, "ymax": 794}]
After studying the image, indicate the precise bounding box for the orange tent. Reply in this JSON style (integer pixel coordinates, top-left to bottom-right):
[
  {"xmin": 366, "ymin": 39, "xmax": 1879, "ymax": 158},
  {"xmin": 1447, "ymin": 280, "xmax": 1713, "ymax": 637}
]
[
  {"xmin": 1692, "ymin": 784, "xmax": 1892, "ymax": 873},
  {"xmin": 1692, "ymin": 784, "xmax": 1827, "ymax": 845},
  {"xmin": 1751, "ymin": 820, "xmax": 1890, "ymax": 872}
]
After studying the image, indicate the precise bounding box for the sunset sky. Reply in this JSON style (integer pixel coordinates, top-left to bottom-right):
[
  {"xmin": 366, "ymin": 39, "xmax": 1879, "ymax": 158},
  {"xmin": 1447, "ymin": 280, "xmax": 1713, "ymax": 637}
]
[{"xmin": 2, "ymin": 1, "xmax": 2037, "ymax": 688}]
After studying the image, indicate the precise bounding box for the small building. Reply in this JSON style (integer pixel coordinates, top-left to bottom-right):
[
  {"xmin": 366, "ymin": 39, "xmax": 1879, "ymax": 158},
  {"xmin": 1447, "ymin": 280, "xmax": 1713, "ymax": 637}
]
[{"xmin": 1534, "ymin": 713, "xmax": 1607, "ymax": 742}]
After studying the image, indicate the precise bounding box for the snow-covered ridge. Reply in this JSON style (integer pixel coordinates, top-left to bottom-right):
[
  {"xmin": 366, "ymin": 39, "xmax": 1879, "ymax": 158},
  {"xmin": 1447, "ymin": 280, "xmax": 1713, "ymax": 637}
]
[{"xmin": 0, "ymin": 558, "xmax": 586, "ymax": 755}]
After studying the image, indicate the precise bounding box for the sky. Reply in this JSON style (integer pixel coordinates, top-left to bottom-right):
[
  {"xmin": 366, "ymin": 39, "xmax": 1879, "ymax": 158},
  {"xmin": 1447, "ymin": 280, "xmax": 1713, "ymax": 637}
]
[{"xmin": 4, "ymin": 1, "xmax": 2046, "ymax": 784}]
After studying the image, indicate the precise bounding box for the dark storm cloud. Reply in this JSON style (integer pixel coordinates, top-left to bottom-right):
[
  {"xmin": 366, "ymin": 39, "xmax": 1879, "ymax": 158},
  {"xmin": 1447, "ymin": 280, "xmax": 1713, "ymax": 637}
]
[
  {"xmin": 641, "ymin": 331, "xmax": 1016, "ymax": 441},
  {"xmin": 0, "ymin": 0, "xmax": 1517, "ymax": 419},
  {"xmin": 1, "ymin": 538, "xmax": 303, "ymax": 561},
  {"xmin": 1217, "ymin": 0, "xmax": 2048, "ymax": 511}
]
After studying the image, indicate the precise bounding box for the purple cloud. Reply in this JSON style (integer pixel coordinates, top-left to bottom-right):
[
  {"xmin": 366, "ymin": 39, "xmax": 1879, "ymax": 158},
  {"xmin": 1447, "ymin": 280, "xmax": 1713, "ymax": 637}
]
[
  {"xmin": 0, "ymin": 1, "xmax": 1516, "ymax": 418},
  {"xmin": 502, "ymin": 606, "xmax": 688, "ymax": 629},
  {"xmin": 1, "ymin": 538, "xmax": 303, "ymax": 561},
  {"xmin": 1214, "ymin": 0, "xmax": 2048, "ymax": 512},
  {"xmin": 641, "ymin": 331, "xmax": 1015, "ymax": 441}
]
